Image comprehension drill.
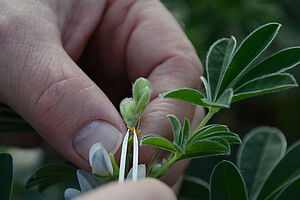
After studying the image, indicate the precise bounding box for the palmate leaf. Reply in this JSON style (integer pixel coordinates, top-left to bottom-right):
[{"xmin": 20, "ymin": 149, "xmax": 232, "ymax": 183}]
[
  {"xmin": 0, "ymin": 153, "xmax": 13, "ymax": 200},
  {"xmin": 257, "ymin": 141, "xmax": 300, "ymax": 200},
  {"xmin": 210, "ymin": 161, "xmax": 247, "ymax": 200},
  {"xmin": 232, "ymin": 73, "xmax": 298, "ymax": 102},
  {"xmin": 26, "ymin": 164, "xmax": 77, "ymax": 192},
  {"xmin": 237, "ymin": 127, "xmax": 287, "ymax": 200},
  {"xmin": 217, "ymin": 23, "xmax": 281, "ymax": 97}
]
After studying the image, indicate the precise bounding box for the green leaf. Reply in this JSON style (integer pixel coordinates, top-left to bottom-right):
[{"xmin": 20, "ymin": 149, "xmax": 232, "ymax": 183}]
[
  {"xmin": 236, "ymin": 47, "xmax": 300, "ymax": 87},
  {"xmin": 161, "ymin": 88, "xmax": 208, "ymax": 106},
  {"xmin": 179, "ymin": 175, "xmax": 209, "ymax": 200},
  {"xmin": 274, "ymin": 175, "xmax": 300, "ymax": 200},
  {"xmin": 200, "ymin": 76, "xmax": 211, "ymax": 101},
  {"xmin": 257, "ymin": 141, "xmax": 300, "ymax": 200},
  {"xmin": 168, "ymin": 115, "xmax": 181, "ymax": 145},
  {"xmin": 188, "ymin": 124, "xmax": 229, "ymax": 145},
  {"xmin": 0, "ymin": 153, "xmax": 13, "ymax": 200},
  {"xmin": 237, "ymin": 127, "xmax": 287, "ymax": 200},
  {"xmin": 210, "ymin": 160, "xmax": 248, "ymax": 200},
  {"xmin": 26, "ymin": 164, "xmax": 77, "ymax": 192},
  {"xmin": 217, "ymin": 23, "xmax": 281, "ymax": 96},
  {"xmin": 201, "ymin": 88, "xmax": 233, "ymax": 108},
  {"xmin": 196, "ymin": 131, "xmax": 241, "ymax": 144},
  {"xmin": 182, "ymin": 140, "xmax": 229, "ymax": 159},
  {"xmin": 182, "ymin": 118, "xmax": 190, "ymax": 147},
  {"xmin": 216, "ymin": 88, "xmax": 233, "ymax": 107},
  {"xmin": 206, "ymin": 37, "xmax": 236, "ymax": 100},
  {"xmin": 232, "ymin": 73, "xmax": 298, "ymax": 102},
  {"xmin": 140, "ymin": 135, "xmax": 177, "ymax": 152}
]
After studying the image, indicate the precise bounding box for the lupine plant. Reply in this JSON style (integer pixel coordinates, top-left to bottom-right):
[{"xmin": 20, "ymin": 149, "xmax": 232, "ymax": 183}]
[
  {"xmin": 0, "ymin": 22, "xmax": 299, "ymax": 199},
  {"xmin": 179, "ymin": 126, "xmax": 300, "ymax": 200}
]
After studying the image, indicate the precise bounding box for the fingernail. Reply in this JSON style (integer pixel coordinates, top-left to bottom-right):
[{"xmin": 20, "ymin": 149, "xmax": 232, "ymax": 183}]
[{"xmin": 74, "ymin": 121, "xmax": 123, "ymax": 160}]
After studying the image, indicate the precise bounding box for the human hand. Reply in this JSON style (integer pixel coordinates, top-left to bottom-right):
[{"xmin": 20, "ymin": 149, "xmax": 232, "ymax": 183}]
[
  {"xmin": 75, "ymin": 178, "xmax": 176, "ymax": 200},
  {"xmin": 0, "ymin": 0, "xmax": 203, "ymax": 185}
]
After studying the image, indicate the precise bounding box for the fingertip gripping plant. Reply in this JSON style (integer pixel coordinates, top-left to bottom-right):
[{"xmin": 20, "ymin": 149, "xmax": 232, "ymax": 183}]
[{"xmin": 22, "ymin": 22, "xmax": 300, "ymax": 199}]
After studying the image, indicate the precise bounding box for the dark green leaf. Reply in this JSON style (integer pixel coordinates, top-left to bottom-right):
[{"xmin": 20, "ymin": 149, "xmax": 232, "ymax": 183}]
[
  {"xmin": 0, "ymin": 153, "xmax": 13, "ymax": 200},
  {"xmin": 218, "ymin": 23, "xmax": 281, "ymax": 96},
  {"xmin": 182, "ymin": 140, "xmax": 229, "ymax": 159},
  {"xmin": 161, "ymin": 88, "xmax": 208, "ymax": 106},
  {"xmin": 232, "ymin": 73, "xmax": 298, "ymax": 102},
  {"xmin": 257, "ymin": 141, "xmax": 300, "ymax": 200},
  {"xmin": 26, "ymin": 164, "xmax": 77, "ymax": 191},
  {"xmin": 179, "ymin": 175, "xmax": 209, "ymax": 200},
  {"xmin": 236, "ymin": 47, "xmax": 300, "ymax": 87},
  {"xmin": 237, "ymin": 127, "xmax": 287, "ymax": 200},
  {"xmin": 210, "ymin": 160, "xmax": 247, "ymax": 200},
  {"xmin": 206, "ymin": 37, "xmax": 236, "ymax": 100},
  {"xmin": 168, "ymin": 115, "xmax": 181, "ymax": 145},
  {"xmin": 140, "ymin": 135, "xmax": 177, "ymax": 152},
  {"xmin": 274, "ymin": 175, "xmax": 300, "ymax": 200}
]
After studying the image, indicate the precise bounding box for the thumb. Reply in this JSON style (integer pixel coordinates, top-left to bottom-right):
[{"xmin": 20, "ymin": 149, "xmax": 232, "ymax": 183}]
[{"xmin": 0, "ymin": 15, "xmax": 124, "ymax": 170}]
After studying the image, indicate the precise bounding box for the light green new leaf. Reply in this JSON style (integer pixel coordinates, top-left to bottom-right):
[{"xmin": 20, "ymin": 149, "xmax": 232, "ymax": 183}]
[
  {"xmin": 140, "ymin": 135, "xmax": 177, "ymax": 153},
  {"xmin": 206, "ymin": 37, "xmax": 236, "ymax": 100},
  {"xmin": 0, "ymin": 153, "xmax": 13, "ymax": 200},
  {"xmin": 232, "ymin": 73, "xmax": 298, "ymax": 102},
  {"xmin": 200, "ymin": 76, "xmax": 211, "ymax": 101},
  {"xmin": 257, "ymin": 141, "xmax": 300, "ymax": 200},
  {"xmin": 182, "ymin": 140, "xmax": 229, "ymax": 159},
  {"xmin": 188, "ymin": 124, "xmax": 229, "ymax": 145},
  {"xmin": 217, "ymin": 23, "xmax": 281, "ymax": 96},
  {"xmin": 182, "ymin": 118, "xmax": 190, "ymax": 147},
  {"xmin": 274, "ymin": 176, "xmax": 300, "ymax": 200},
  {"xmin": 161, "ymin": 88, "xmax": 208, "ymax": 106},
  {"xmin": 168, "ymin": 115, "xmax": 181, "ymax": 145},
  {"xmin": 179, "ymin": 175, "xmax": 209, "ymax": 200},
  {"xmin": 237, "ymin": 127, "xmax": 287, "ymax": 200},
  {"xmin": 236, "ymin": 47, "xmax": 300, "ymax": 87},
  {"xmin": 210, "ymin": 160, "xmax": 248, "ymax": 200},
  {"xmin": 216, "ymin": 88, "xmax": 233, "ymax": 107}
]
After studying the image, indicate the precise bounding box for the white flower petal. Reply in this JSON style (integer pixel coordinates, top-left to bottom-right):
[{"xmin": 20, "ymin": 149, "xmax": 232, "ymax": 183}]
[
  {"xmin": 77, "ymin": 169, "xmax": 97, "ymax": 192},
  {"xmin": 118, "ymin": 129, "xmax": 130, "ymax": 183},
  {"xmin": 89, "ymin": 143, "xmax": 113, "ymax": 176},
  {"xmin": 132, "ymin": 129, "xmax": 139, "ymax": 181},
  {"xmin": 64, "ymin": 188, "xmax": 81, "ymax": 200},
  {"xmin": 127, "ymin": 164, "xmax": 146, "ymax": 180}
]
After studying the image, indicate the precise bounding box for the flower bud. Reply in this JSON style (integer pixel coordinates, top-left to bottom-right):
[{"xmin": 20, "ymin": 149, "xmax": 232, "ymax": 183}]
[
  {"xmin": 89, "ymin": 143, "xmax": 113, "ymax": 177},
  {"xmin": 133, "ymin": 77, "xmax": 152, "ymax": 102},
  {"xmin": 120, "ymin": 98, "xmax": 137, "ymax": 127}
]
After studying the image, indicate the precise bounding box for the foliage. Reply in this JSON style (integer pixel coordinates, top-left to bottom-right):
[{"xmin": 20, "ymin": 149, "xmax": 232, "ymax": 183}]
[
  {"xmin": 0, "ymin": 153, "xmax": 13, "ymax": 200},
  {"xmin": 179, "ymin": 127, "xmax": 300, "ymax": 200}
]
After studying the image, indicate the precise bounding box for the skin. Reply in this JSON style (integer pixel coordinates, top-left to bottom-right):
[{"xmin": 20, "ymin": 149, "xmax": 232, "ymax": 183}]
[
  {"xmin": 76, "ymin": 178, "xmax": 177, "ymax": 200},
  {"xmin": 0, "ymin": 0, "xmax": 204, "ymax": 197}
]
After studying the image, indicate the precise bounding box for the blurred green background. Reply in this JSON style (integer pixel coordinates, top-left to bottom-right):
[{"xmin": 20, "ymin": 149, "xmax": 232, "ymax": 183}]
[{"xmin": 1, "ymin": 0, "xmax": 299, "ymax": 199}]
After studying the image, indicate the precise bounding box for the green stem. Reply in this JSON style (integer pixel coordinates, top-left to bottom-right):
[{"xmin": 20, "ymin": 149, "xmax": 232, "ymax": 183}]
[
  {"xmin": 150, "ymin": 153, "xmax": 182, "ymax": 178},
  {"xmin": 195, "ymin": 107, "xmax": 219, "ymax": 132}
]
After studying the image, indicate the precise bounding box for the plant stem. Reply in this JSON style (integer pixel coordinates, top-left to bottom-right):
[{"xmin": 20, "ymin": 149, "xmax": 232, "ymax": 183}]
[
  {"xmin": 150, "ymin": 153, "xmax": 182, "ymax": 178},
  {"xmin": 195, "ymin": 107, "xmax": 219, "ymax": 132}
]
